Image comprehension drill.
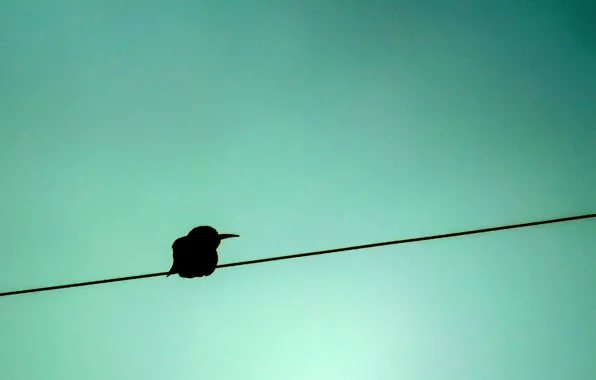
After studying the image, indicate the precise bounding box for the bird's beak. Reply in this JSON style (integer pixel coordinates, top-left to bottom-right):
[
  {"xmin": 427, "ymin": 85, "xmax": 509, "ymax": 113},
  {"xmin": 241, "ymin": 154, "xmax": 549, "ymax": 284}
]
[{"xmin": 219, "ymin": 233, "xmax": 239, "ymax": 240}]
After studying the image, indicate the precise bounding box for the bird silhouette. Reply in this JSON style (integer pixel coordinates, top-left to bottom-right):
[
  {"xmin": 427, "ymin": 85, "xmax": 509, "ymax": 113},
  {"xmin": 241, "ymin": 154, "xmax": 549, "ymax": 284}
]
[{"xmin": 167, "ymin": 226, "xmax": 239, "ymax": 278}]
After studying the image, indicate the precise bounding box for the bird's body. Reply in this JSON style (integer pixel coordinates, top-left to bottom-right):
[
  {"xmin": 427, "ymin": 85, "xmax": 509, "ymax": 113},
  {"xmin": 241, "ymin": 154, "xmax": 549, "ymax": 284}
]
[{"xmin": 168, "ymin": 226, "xmax": 239, "ymax": 278}]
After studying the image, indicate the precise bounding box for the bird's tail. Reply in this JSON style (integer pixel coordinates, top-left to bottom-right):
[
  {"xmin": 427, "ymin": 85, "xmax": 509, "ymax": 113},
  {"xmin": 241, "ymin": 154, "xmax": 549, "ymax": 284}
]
[{"xmin": 166, "ymin": 264, "xmax": 176, "ymax": 278}]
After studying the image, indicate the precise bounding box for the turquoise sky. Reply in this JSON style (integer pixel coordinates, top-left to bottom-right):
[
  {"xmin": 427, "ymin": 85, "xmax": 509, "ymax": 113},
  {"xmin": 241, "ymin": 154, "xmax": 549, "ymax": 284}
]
[{"xmin": 1, "ymin": 1, "xmax": 595, "ymax": 379}]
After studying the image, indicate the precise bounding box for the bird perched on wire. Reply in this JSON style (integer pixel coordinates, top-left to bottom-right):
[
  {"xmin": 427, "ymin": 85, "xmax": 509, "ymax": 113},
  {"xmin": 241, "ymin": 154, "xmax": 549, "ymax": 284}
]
[{"xmin": 167, "ymin": 226, "xmax": 239, "ymax": 278}]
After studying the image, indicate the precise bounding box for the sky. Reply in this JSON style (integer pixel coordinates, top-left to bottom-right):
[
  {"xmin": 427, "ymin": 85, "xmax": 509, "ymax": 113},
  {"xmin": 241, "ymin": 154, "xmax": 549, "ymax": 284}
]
[{"xmin": 0, "ymin": 0, "xmax": 595, "ymax": 379}]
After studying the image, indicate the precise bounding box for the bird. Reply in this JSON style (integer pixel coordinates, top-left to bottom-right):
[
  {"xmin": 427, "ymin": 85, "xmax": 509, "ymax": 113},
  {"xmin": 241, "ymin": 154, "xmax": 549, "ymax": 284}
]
[{"xmin": 167, "ymin": 225, "xmax": 239, "ymax": 278}]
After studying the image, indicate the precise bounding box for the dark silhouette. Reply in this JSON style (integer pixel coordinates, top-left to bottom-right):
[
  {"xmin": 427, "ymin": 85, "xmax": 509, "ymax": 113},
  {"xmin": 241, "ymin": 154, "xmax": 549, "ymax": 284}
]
[
  {"xmin": 2, "ymin": 212, "xmax": 596, "ymax": 296},
  {"xmin": 167, "ymin": 226, "xmax": 239, "ymax": 278}
]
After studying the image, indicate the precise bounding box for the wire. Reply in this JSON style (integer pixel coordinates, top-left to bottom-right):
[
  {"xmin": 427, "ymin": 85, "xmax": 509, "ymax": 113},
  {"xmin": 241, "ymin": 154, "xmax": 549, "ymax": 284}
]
[{"xmin": 1, "ymin": 212, "xmax": 594, "ymax": 298}]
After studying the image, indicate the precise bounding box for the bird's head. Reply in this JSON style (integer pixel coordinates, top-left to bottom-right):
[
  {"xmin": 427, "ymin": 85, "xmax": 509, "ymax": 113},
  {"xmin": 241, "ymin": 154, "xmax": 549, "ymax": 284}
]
[{"xmin": 187, "ymin": 226, "xmax": 239, "ymax": 248}]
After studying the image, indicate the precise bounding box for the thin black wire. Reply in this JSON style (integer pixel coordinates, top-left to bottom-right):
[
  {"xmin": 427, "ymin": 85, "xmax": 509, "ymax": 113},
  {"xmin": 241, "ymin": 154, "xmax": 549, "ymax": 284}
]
[{"xmin": 1, "ymin": 212, "xmax": 594, "ymax": 298}]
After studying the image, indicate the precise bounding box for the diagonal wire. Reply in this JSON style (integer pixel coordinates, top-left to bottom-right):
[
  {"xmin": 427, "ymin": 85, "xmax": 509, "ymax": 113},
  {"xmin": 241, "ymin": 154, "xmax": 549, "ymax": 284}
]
[{"xmin": 1, "ymin": 212, "xmax": 594, "ymax": 298}]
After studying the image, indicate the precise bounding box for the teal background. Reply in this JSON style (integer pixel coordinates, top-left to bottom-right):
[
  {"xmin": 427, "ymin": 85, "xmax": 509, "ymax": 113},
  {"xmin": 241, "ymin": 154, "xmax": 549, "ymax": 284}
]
[{"xmin": 1, "ymin": 1, "xmax": 595, "ymax": 379}]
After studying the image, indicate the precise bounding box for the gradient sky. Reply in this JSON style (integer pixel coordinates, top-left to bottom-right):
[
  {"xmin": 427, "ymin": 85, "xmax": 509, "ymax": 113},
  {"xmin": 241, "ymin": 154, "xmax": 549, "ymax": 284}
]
[{"xmin": 1, "ymin": 1, "xmax": 595, "ymax": 379}]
